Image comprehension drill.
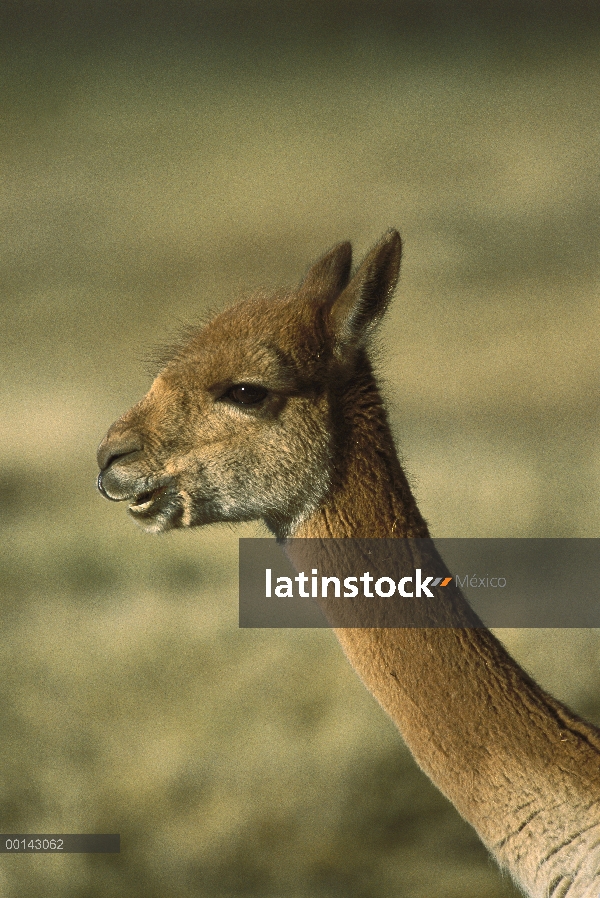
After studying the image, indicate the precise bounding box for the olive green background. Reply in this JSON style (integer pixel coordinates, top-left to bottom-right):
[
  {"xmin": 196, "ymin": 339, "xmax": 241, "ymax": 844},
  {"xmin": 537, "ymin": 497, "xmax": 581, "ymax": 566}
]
[{"xmin": 1, "ymin": 3, "xmax": 599, "ymax": 896}]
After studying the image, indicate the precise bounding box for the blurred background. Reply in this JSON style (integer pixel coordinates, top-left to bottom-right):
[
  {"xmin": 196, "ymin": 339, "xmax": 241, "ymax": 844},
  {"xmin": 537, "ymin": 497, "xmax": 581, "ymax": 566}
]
[{"xmin": 1, "ymin": 1, "xmax": 599, "ymax": 895}]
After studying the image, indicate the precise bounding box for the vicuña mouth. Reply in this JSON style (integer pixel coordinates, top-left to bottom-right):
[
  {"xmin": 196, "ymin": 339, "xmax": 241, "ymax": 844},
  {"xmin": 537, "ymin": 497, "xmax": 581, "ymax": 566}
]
[{"xmin": 129, "ymin": 485, "xmax": 168, "ymax": 514}]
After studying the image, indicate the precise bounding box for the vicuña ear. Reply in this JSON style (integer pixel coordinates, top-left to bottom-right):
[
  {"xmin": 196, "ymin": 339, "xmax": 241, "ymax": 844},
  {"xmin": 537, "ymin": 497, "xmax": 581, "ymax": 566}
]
[
  {"xmin": 299, "ymin": 240, "xmax": 353, "ymax": 299},
  {"xmin": 328, "ymin": 229, "xmax": 402, "ymax": 355}
]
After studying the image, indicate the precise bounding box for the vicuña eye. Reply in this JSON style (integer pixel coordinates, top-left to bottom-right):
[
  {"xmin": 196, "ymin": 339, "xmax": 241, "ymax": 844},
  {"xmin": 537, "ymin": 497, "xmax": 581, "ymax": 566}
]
[{"xmin": 225, "ymin": 384, "xmax": 268, "ymax": 405}]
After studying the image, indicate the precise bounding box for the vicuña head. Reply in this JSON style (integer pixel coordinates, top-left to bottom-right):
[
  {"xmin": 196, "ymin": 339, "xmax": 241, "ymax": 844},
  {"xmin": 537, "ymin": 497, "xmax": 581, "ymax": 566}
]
[{"xmin": 97, "ymin": 230, "xmax": 426, "ymax": 540}]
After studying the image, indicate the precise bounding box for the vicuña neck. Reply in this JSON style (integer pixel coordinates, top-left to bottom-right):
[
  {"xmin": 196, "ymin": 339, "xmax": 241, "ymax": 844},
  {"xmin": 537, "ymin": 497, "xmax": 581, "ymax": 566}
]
[
  {"xmin": 294, "ymin": 355, "xmax": 427, "ymax": 541},
  {"xmin": 288, "ymin": 364, "xmax": 600, "ymax": 898}
]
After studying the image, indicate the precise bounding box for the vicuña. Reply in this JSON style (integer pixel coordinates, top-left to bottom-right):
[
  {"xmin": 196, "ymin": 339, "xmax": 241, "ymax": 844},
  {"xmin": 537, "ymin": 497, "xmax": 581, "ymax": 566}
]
[{"xmin": 97, "ymin": 230, "xmax": 600, "ymax": 898}]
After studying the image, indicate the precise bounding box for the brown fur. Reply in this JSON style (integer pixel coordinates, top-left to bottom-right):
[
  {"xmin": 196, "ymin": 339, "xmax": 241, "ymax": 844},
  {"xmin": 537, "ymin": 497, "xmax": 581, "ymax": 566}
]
[{"xmin": 98, "ymin": 231, "xmax": 600, "ymax": 898}]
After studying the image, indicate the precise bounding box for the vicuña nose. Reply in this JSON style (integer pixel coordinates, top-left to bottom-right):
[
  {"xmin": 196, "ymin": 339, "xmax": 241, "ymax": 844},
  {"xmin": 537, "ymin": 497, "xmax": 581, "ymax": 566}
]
[{"xmin": 97, "ymin": 433, "xmax": 143, "ymax": 472}]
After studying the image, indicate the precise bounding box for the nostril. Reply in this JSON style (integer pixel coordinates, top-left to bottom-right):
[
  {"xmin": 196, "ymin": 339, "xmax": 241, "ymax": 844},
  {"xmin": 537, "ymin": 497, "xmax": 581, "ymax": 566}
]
[
  {"xmin": 102, "ymin": 448, "xmax": 137, "ymax": 470},
  {"xmin": 97, "ymin": 434, "xmax": 143, "ymax": 471}
]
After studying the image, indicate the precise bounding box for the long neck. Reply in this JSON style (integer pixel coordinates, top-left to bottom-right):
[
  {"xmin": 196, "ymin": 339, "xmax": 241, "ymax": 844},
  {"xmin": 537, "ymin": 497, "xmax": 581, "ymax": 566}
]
[{"xmin": 290, "ymin": 364, "xmax": 600, "ymax": 898}]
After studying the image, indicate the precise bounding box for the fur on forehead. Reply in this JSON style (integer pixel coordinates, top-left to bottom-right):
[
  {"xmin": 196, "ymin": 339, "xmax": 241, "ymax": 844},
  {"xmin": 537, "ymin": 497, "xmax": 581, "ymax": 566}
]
[{"xmin": 158, "ymin": 289, "xmax": 332, "ymax": 389}]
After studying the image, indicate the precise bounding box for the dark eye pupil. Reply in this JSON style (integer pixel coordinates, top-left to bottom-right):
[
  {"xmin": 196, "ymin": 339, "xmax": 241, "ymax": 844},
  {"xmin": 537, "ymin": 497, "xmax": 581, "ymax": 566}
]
[{"xmin": 228, "ymin": 384, "xmax": 268, "ymax": 405}]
